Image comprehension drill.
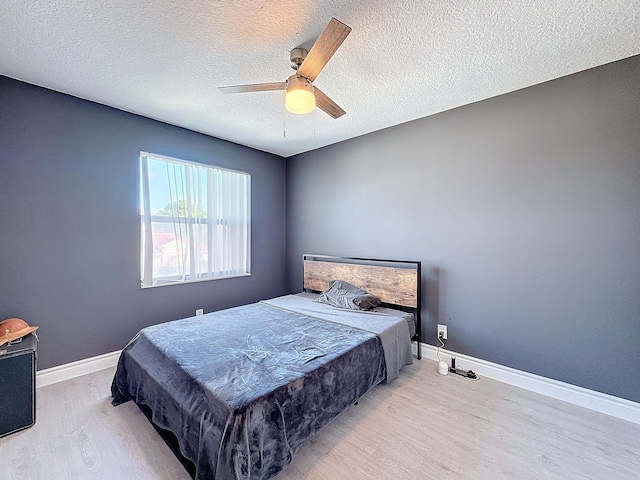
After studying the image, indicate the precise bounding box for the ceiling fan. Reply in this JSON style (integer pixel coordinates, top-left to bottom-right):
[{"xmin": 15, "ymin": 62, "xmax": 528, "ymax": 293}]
[{"xmin": 218, "ymin": 18, "xmax": 351, "ymax": 119}]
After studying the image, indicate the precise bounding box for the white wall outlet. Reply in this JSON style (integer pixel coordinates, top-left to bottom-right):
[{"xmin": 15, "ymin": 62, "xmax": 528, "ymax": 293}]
[
  {"xmin": 195, "ymin": 308, "xmax": 204, "ymax": 316},
  {"xmin": 437, "ymin": 324, "xmax": 447, "ymax": 340}
]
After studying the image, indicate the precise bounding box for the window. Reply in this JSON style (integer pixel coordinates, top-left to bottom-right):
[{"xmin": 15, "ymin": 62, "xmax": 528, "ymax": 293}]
[{"xmin": 139, "ymin": 152, "xmax": 250, "ymax": 287}]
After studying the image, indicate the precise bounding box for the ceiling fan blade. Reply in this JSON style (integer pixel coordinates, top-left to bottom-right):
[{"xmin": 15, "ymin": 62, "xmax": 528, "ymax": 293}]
[
  {"xmin": 314, "ymin": 87, "xmax": 346, "ymax": 119},
  {"xmin": 218, "ymin": 82, "xmax": 286, "ymax": 94},
  {"xmin": 297, "ymin": 18, "xmax": 351, "ymax": 82}
]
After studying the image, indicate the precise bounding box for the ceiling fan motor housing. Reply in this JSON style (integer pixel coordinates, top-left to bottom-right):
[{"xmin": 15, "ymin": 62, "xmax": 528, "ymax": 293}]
[{"xmin": 287, "ymin": 74, "xmax": 313, "ymax": 91}]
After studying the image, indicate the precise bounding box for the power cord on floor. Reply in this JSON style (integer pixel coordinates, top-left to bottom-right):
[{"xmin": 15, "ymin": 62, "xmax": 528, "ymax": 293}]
[
  {"xmin": 449, "ymin": 363, "xmax": 481, "ymax": 381},
  {"xmin": 462, "ymin": 370, "xmax": 481, "ymax": 381}
]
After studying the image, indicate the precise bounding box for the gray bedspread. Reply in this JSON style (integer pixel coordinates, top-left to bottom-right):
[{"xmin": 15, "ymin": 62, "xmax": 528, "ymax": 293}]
[{"xmin": 111, "ymin": 300, "xmax": 389, "ymax": 479}]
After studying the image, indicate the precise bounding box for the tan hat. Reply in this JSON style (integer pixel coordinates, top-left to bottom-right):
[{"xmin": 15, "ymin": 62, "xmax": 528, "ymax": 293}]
[{"xmin": 0, "ymin": 318, "xmax": 39, "ymax": 347}]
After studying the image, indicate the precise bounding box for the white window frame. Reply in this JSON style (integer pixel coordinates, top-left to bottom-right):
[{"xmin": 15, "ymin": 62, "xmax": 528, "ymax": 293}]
[{"xmin": 139, "ymin": 152, "xmax": 251, "ymax": 288}]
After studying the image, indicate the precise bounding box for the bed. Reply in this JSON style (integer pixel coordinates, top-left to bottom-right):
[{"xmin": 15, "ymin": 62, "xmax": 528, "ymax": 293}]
[{"xmin": 111, "ymin": 255, "xmax": 422, "ymax": 479}]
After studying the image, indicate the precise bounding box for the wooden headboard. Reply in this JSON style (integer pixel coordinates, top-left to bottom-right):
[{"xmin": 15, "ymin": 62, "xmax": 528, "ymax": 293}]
[
  {"xmin": 302, "ymin": 254, "xmax": 422, "ymax": 358},
  {"xmin": 303, "ymin": 254, "xmax": 421, "ymax": 307}
]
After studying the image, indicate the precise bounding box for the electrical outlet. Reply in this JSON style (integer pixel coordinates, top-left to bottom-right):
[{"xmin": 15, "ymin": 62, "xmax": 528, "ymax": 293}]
[
  {"xmin": 195, "ymin": 308, "xmax": 204, "ymax": 316},
  {"xmin": 437, "ymin": 324, "xmax": 447, "ymax": 340}
]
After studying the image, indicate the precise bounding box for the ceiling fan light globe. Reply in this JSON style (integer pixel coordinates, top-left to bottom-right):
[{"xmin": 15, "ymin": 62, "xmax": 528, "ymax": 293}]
[
  {"xmin": 286, "ymin": 90, "xmax": 315, "ymax": 114},
  {"xmin": 286, "ymin": 75, "xmax": 315, "ymax": 114}
]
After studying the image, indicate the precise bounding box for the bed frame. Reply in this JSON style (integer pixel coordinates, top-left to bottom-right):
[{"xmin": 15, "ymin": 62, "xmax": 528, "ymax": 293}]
[
  {"xmin": 302, "ymin": 254, "xmax": 422, "ymax": 359},
  {"xmin": 133, "ymin": 254, "xmax": 422, "ymax": 478}
]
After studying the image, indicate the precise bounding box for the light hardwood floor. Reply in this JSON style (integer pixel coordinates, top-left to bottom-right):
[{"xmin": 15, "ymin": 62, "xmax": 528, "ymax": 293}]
[{"xmin": 1, "ymin": 359, "xmax": 638, "ymax": 479}]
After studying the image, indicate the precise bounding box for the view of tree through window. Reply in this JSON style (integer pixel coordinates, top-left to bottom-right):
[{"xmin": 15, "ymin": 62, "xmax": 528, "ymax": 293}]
[
  {"xmin": 139, "ymin": 152, "xmax": 251, "ymax": 287},
  {"xmin": 157, "ymin": 200, "xmax": 208, "ymax": 218}
]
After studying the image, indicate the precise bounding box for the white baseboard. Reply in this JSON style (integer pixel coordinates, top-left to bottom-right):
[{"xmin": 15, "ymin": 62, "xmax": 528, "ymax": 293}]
[
  {"xmin": 36, "ymin": 350, "xmax": 121, "ymax": 389},
  {"xmin": 36, "ymin": 345, "xmax": 640, "ymax": 425},
  {"xmin": 415, "ymin": 342, "xmax": 640, "ymax": 425}
]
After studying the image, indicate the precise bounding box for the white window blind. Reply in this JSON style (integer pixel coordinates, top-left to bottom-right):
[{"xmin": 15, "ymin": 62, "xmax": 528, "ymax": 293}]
[{"xmin": 139, "ymin": 152, "xmax": 251, "ymax": 288}]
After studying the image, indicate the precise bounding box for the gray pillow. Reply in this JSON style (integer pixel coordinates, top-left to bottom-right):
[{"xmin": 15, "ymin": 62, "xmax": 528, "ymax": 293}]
[{"xmin": 314, "ymin": 280, "xmax": 380, "ymax": 311}]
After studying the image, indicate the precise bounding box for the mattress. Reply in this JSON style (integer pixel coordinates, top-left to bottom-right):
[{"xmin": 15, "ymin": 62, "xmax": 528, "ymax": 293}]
[{"xmin": 265, "ymin": 293, "xmax": 413, "ymax": 381}]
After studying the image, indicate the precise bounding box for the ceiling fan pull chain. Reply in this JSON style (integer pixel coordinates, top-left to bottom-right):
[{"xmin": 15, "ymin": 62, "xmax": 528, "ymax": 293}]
[{"xmin": 312, "ymin": 107, "xmax": 316, "ymax": 141}]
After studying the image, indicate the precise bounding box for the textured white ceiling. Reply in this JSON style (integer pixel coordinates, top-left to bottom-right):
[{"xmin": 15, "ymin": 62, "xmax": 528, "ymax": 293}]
[{"xmin": 1, "ymin": 1, "xmax": 639, "ymax": 157}]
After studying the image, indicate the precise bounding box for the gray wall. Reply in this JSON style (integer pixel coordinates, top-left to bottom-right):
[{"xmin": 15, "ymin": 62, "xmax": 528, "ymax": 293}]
[
  {"xmin": 286, "ymin": 56, "xmax": 640, "ymax": 403},
  {"xmin": 0, "ymin": 76, "xmax": 288, "ymax": 369}
]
